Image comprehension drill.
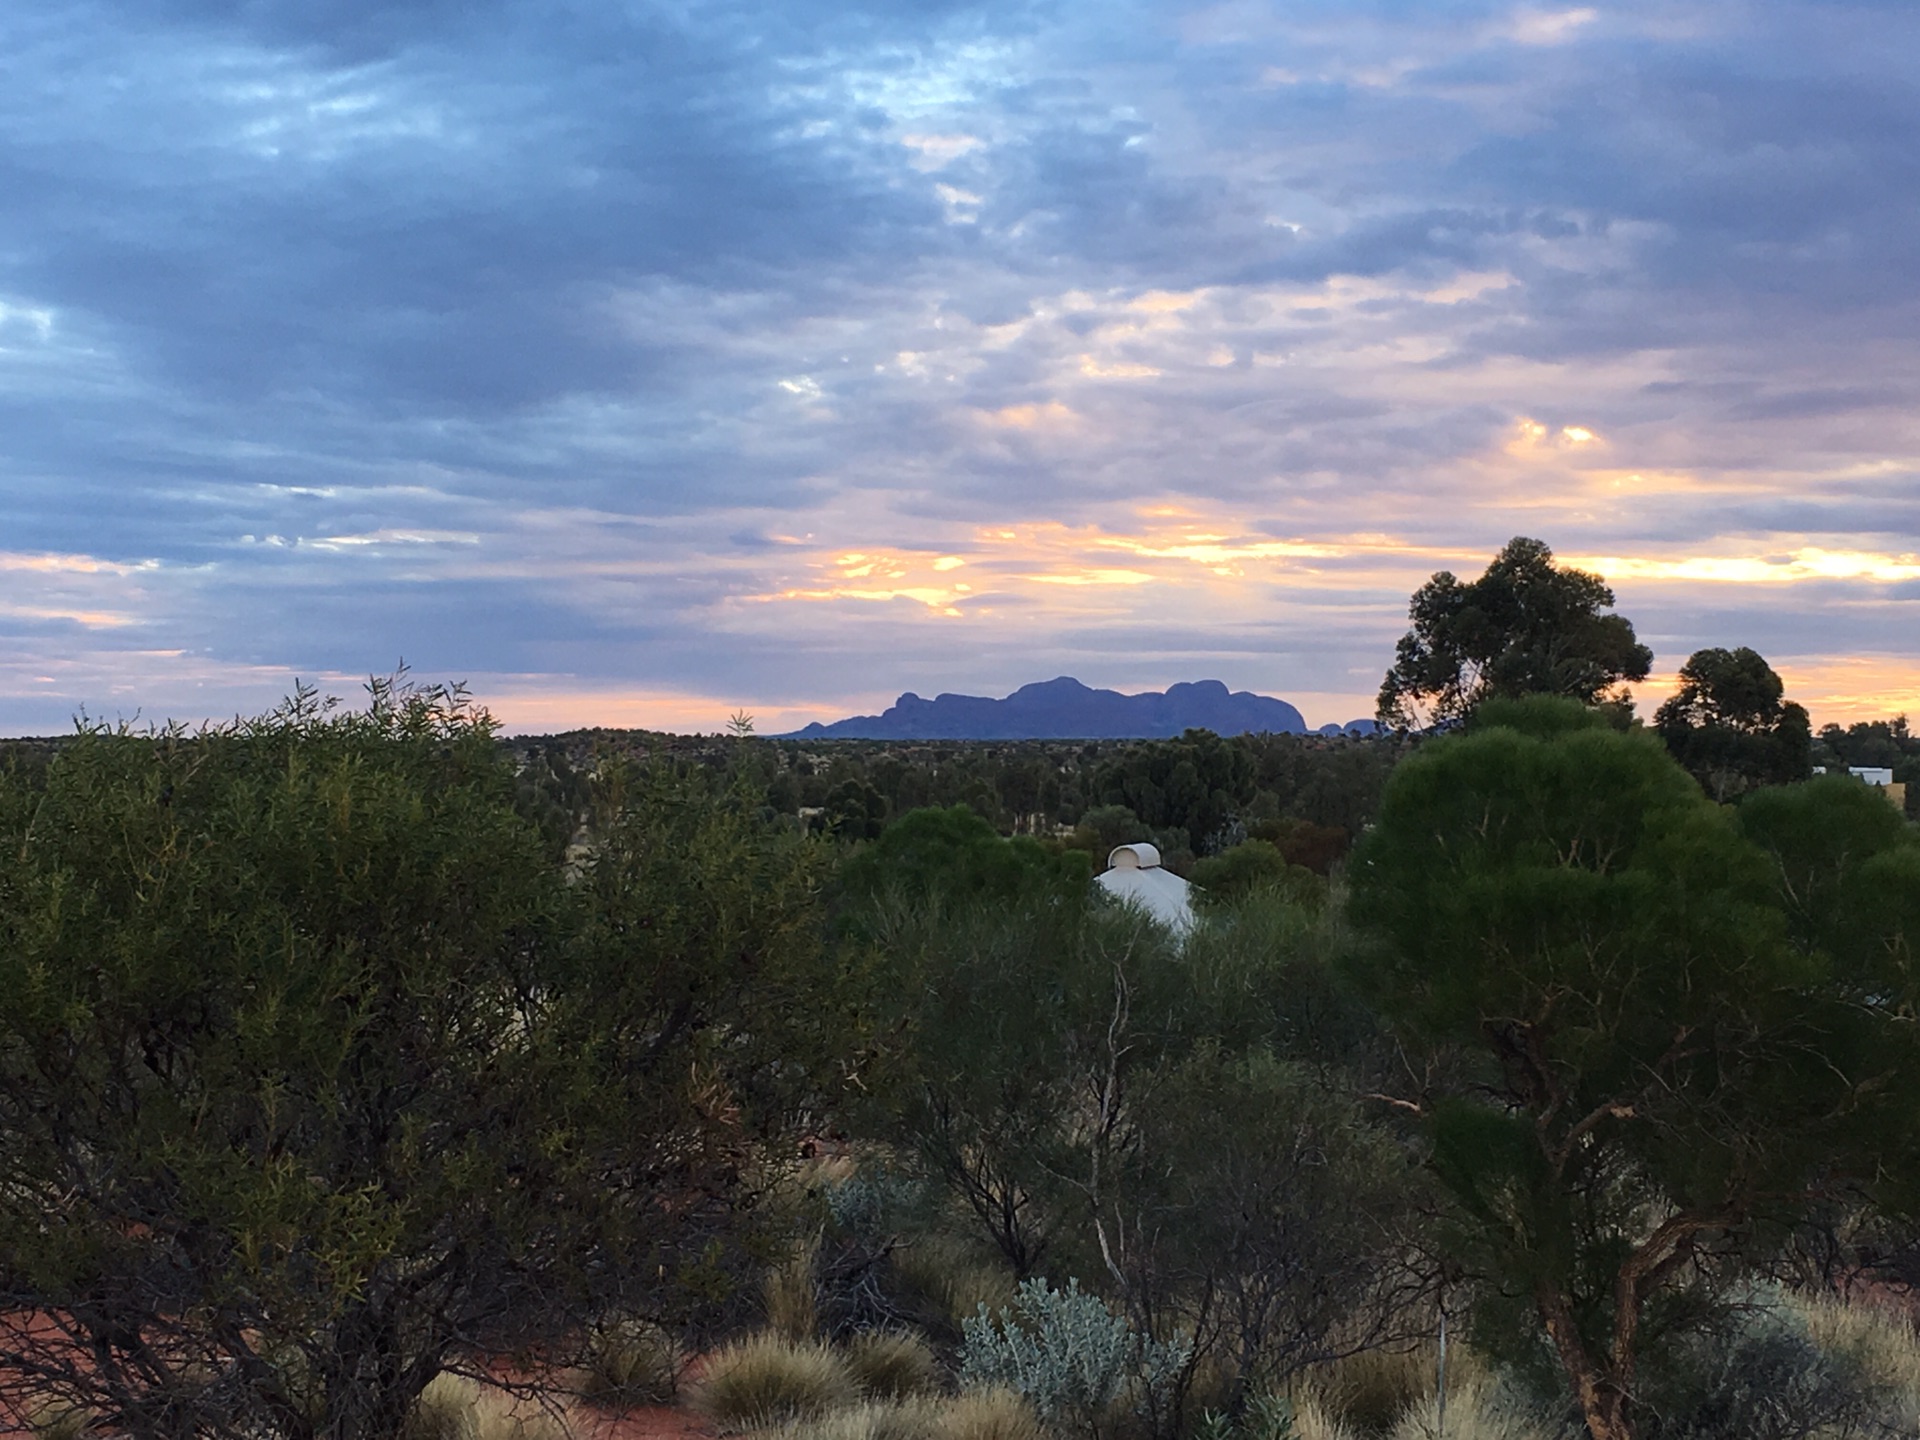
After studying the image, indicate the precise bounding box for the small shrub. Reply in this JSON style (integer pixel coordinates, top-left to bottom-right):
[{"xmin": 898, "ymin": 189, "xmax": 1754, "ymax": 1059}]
[
  {"xmin": 960, "ymin": 1277, "xmax": 1190, "ymax": 1439},
  {"xmin": 1637, "ymin": 1300, "xmax": 1882, "ymax": 1440},
  {"xmin": 934, "ymin": 1388, "xmax": 1046, "ymax": 1440},
  {"xmin": 695, "ymin": 1333, "xmax": 860, "ymax": 1430},
  {"xmin": 1196, "ymin": 1394, "xmax": 1298, "ymax": 1440},
  {"xmin": 848, "ymin": 1332, "xmax": 943, "ymax": 1400},
  {"xmin": 826, "ymin": 1169, "xmax": 927, "ymax": 1240},
  {"xmin": 574, "ymin": 1318, "xmax": 682, "ymax": 1407}
]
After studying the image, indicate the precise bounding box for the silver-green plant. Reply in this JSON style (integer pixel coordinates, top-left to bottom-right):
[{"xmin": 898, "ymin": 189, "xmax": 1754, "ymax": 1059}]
[{"xmin": 959, "ymin": 1277, "xmax": 1191, "ymax": 1439}]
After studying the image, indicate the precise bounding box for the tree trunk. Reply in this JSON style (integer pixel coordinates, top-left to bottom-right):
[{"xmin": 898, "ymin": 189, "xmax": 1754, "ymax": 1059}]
[{"xmin": 1536, "ymin": 1286, "xmax": 1635, "ymax": 1440}]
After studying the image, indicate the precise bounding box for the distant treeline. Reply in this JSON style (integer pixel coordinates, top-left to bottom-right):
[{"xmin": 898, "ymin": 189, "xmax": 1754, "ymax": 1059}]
[{"xmin": 502, "ymin": 727, "xmax": 1410, "ymax": 877}]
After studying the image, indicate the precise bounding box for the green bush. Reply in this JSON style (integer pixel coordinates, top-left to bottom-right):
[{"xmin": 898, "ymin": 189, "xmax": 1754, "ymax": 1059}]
[
  {"xmin": 695, "ymin": 1334, "xmax": 860, "ymax": 1429},
  {"xmin": 1189, "ymin": 840, "xmax": 1325, "ymax": 908}
]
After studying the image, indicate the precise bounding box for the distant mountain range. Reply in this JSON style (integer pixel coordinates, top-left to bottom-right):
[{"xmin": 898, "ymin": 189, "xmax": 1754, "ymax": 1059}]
[{"xmin": 780, "ymin": 677, "xmax": 1380, "ymax": 740}]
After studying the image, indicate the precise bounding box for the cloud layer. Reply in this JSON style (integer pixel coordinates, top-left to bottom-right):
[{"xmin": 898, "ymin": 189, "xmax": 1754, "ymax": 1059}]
[{"xmin": 3, "ymin": 0, "xmax": 1917, "ymax": 731}]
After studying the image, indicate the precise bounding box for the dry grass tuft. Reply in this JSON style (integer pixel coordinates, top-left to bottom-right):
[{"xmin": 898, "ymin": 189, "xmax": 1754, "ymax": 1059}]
[
  {"xmin": 936, "ymin": 1389, "xmax": 1045, "ymax": 1440},
  {"xmin": 1297, "ymin": 1346, "xmax": 1437, "ymax": 1434},
  {"xmin": 1386, "ymin": 1375, "xmax": 1566, "ymax": 1440},
  {"xmin": 1286, "ymin": 1396, "xmax": 1358, "ymax": 1440},
  {"xmin": 25, "ymin": 1400, "xmax": 96, "ymax": 1440},
  {"xmin": 1790, "ymin": 1289, "xmax": 1920, "ymax": 1429},
  {"xmin": 572, "ymin": 1318, "xmax": 683, "ymax": 1408},
  {"xmin": 766, "ymin": 1238, "xmax": 822, "ymax": 1342},
  {"xmin": 846, "ymin": 1332, "xmax": 942, "ymax": 1400},
  {"xmin": 695, "ymin": 1333, "xmax": 859, "ymax": 1430},
  {"xmin": 406, "ymin": 1373, "xmax": 576, "ymax": 1440},
  {"xmin": 407, "ymin": 1375, "xmax": 484, "ymax": 1440},
  {"xmin": 891, "ymin": 1236, "xmax": 1014, "ymax": 1331},
  {"xmin": 772, "ymin": 1398, "xmax": 946, "ymax": 1440}
]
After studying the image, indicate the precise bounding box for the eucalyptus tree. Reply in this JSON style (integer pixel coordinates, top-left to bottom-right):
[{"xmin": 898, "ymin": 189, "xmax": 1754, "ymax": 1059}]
[
  {"xmin": 1376, "ymin": 537, "xmax": 1653, "ymax": 730},
  {"xmin": 1347, "ymin": 698, "xmax": 1920, "ymax": 1440}
]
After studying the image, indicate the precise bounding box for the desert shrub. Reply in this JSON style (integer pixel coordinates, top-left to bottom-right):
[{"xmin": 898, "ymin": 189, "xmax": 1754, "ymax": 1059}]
[
  {"xmin": 960, "ymin": 1277, "xmax": 1190, "ymax": 1439},
  {"xmin": 1194, "ymin": 1393, "xmax": 1300, "ymax": 1440},
  {"xmin": 1636, "ymin": 1300, "xmax": 1884, "ymax": 1440},
  {"xmin": 1295, "ymin": 1346, "xmax": 1433, "ymax": 1435},
  {"xmin": 816, "ymin": 1168, "xmax": 936, "ymax": 1338},
  {"xmin": 827, "ymin": 1170, "xmax": 928, "ymax": 1239},
  {"xmin": 573, "ymin": 1318, "xmax": 682, "ymax": 1407},
  {"xmin": 933, "ymin": 1389, "xmax": 1046, "ymax": 1440},
  {"xmin": 695, "ymin": 1334, "xmax": 860, "ymax": 1429},
  {"xmin": 848, "ymin": 1332, "xmax": 943, "ymax": 1399}
]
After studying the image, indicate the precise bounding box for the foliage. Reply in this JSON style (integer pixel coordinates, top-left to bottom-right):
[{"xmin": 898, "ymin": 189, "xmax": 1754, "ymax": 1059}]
[
  {"xmin": 961, "ymin": 1278, "xmax": 1191, "ymax": 1440},
  {"xmin": 1654, "ymin": 647, "xmax": 1812, "ymax": 801},
  {"xmin": 1346, "ymin": 698, "xmax": 1920, "ymax": 1440},
  {"xmin": 1188, "ymin": 840, "xmax": 1323, "ymax": 907},
  {"xmin": 1195, "ymin": 1393, "xmax": 1299, "ymax": 1440},
  {"xmin": 1117, "ymin": 1047, "xmax": 1420, "ymax": 1404},
  {"xmin": 1090, "ymin": 730, "xmax": 1258, "ymax": 856},
  {"xmin": 1376, "ymin": 537, "xmax": 1653, "ymax": 730},
  {"xmin": 0, "ymin": 680, "xmax": 839, "ymax": 1440},
  {"xmin": 1812, "ymin": 716, "xmax": 1920, "ymax": 819},
  {"xmin": 852, "ymin": 888, "xmax": 1182, "ymax": 1278},
  {"xmin": 1634, "ymin": 1300, "xmax": 1885, "ymax": 1440},
  {"xmin": 836, "ymin": 805, "xmax": 1090, "ymax": 916},
  {"xmin": 694, "ymin": 1335, "xmax": 860, "ymax": 1429}
]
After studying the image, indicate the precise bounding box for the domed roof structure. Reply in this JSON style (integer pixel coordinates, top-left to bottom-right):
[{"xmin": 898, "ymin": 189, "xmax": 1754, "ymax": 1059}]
[{"xmin": 1095, "ymin": 842, "xmax": 1196, "ymax": 934}]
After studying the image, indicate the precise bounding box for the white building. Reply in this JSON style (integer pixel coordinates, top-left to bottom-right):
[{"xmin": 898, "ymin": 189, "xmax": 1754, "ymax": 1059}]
[{"xmin": 1094, "ymin": 842, "xmax": 1196, "ymax": 934}]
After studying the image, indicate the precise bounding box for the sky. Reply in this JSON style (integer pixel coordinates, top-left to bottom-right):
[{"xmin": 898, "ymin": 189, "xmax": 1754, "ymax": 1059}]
[{"xmin": 2, "ymin": 0, "xmax": 1917, "ymax": 735}]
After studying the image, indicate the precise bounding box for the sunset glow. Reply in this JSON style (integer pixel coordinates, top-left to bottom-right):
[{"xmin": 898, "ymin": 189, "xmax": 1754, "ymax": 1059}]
[{"xmin": 0, "ymin": 2, "xmax": 1915, "ymax": 733}]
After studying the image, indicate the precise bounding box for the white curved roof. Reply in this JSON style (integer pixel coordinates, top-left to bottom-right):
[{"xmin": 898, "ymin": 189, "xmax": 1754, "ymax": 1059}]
[{"xmin": 1095, "ymin": 843, "xmax": 1195, "ymax": 933}]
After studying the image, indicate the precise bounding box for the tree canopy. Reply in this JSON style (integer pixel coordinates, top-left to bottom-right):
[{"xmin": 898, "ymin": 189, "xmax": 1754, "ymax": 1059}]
[
  {"xmin": 1376, "ymin": 537, "xmax": 1653, "ymax": 730},
  {"xmin": 0, "ymin": 682, "xmax": 837, "ymax": 1440},
  {"xmin": 1347, "ymin": 697, "xmax": 1920, "ymax": 1440},
  {"xmin": 1654, "ymin": 646, "xmax": 1812, "ymax": 800}
]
